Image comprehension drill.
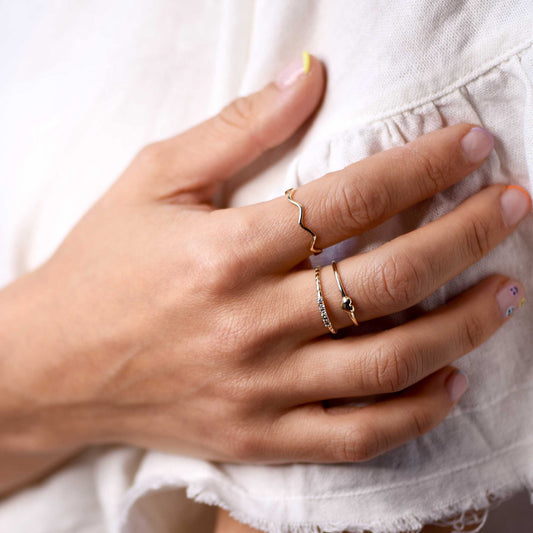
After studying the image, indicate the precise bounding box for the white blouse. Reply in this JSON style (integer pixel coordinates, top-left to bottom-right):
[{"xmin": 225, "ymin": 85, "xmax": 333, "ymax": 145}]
[{"xmin": 0, "ymin": 1, "xmax": 532, "ymax": 532}]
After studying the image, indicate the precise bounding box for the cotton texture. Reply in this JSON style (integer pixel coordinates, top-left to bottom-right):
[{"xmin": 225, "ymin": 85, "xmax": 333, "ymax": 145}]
[{"xmin": 0, "ymin": 1, "xmax": 532, "ymax": 532}]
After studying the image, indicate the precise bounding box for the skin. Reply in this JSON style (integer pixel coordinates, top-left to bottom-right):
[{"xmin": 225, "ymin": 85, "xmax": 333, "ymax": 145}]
[{"xmin": 0, "ymin": 55, "xmax": 528, "ymax": 531}]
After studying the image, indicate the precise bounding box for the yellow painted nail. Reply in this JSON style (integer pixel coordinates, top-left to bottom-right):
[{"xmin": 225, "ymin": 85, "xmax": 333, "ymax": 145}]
[
  {"xmin": 302, "ymin": 51, "xmax": 311, "ymax": 74},
  {"xmin": 519, "ymin": 297, "xmax": 526, "ymax": 308}
]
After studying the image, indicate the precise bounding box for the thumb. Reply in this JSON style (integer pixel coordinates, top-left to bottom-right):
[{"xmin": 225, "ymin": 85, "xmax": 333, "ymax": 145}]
[{"xmin": 137, "ymin": 52, "xmax": 325, "ymax": 199}]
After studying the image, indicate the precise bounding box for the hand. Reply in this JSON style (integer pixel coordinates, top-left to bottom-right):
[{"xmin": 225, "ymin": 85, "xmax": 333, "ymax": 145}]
[{"xmin": 1, "ymin": 54, "xmax": 529, "ymax": 466}]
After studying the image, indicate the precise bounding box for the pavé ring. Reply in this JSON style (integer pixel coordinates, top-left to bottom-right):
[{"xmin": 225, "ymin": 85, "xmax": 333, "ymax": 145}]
[{"xmin": 315, "ymin": 266, "xmax": 337, "ymax": 334}]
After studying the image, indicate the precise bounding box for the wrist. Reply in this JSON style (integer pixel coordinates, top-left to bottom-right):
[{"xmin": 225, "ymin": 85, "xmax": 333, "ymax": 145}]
[
  {"xmin": 0, "ymin": 448, "xmax": 83, "ymax": 498},
  {"xmin": 0, "ymin": 266, "xmax": 100, "ymax": 453}
]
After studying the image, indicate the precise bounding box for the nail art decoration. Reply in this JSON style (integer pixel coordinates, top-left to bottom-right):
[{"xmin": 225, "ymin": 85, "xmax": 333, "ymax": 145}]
[
  {"xmin": 496, "ymin": 281, "xmax": 526, "ymax": 320},
  {"xmin": 302, "ymin": 51, "xmax": 311, "ymax": 74}
]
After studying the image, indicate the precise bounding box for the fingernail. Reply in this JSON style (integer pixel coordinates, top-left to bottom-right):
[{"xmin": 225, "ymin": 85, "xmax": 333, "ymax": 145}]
[
  {"xmin": 496, "ymin": 279, "xmax": 526, "ymax": 319},
  {"xmin": 500, "ymin": 185, "xmax": 531, "ymax": 227},
  {"xmin": 445, "ymin": 370, "xmax": 468, "ymax": 403},
  {"xmin": 275, "ymin": 51, "xmax": 310, "ymax": 89},
  {"xmin": 461, "ymin": 126, "xmax": 494, "ymax": 163}
]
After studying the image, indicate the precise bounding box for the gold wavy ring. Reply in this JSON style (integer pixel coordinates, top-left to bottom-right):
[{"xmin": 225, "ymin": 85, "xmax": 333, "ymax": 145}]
[
  {"xmin": 285, "ymin": 188, "xmax": 322, "ymax": 255},
  {"xmin": 331, "ymin": 261, "xmax": 359, "ymax": 326}
]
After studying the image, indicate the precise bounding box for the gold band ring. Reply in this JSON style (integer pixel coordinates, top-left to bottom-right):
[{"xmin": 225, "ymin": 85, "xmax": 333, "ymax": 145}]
[
  {"xmin": 315, "ymin": 266, "xmax": 337, "ymax": 334},
  {"xmin": 285, "ymin": 188, "xmax": 322, "ymax": 255},
  {"xmin": 331, "ymin": 261, "xmax": 359, "ymax": 326}
]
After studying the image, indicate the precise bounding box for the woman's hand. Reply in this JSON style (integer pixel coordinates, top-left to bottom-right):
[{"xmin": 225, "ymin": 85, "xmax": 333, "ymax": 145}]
[{"xmin": 0, "ymin": 54, "xmax": 529, "ymax": 468}]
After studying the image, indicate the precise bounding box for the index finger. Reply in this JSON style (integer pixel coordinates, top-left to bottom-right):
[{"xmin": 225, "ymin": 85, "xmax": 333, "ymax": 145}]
[{"xmin": 242, "ymin": 123, "xmax": 494, "ymax": 269}]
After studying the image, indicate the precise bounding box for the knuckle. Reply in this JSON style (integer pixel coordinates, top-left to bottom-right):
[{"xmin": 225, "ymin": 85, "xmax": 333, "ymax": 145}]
[
  {"xmin": 227, "ymin": 429, "xmax": 262, "ymax": 461},
  {"xmin": 226, "ymin": 416, "xmax": 277, "ymax": 462},
  {"xmin": 404, "ymin": 145, "xmax": 450, "ymax": 192},
  {"xmin": 408, "ymin": 408, "xmax": 436, "ymax": 438},
  {"xmin": 461, "ymin": 213, "xmax": 493, "ymax": 262},
  {"xmin": 216, "ymin": 96, "xmax": 266, "ymax": 152},
  {"xmin": 461, "ymin": 312, "xmax": 487, "ymax": 352},
  {"xmin": 204, "ymin": 301, "xmax": 248, "ymax": 355},
  {"xmin": 194, "ymin": 250, "xmax": 231, "ymax": 296},
  {"xmin": 221, "ymin": 96, "xmax": 256, "ymax": 127},
  {"xmin": 369, "ymin": 336, "xmax": 415, "ymax": 393},
  {"xmin": 338, "ymin": 420, "xmax": 381, "ymax": 462},
  {"xmin": 198, "ymin": 212, "xmax": 252, "ymax": 295},
  {"xmin": 219, "ymin": 372, "xmax": 255, "ymax": 404},
  {"xmin": 134, "ymin": 142, "xmax": 167, "ymax": 173},
  {"xmin": 334, "ymin": 177, "xmax": 390, "ymax": 231},
  {"xmin": 371, "ymin": 252, "xmax": 420, "ymax": 309}
]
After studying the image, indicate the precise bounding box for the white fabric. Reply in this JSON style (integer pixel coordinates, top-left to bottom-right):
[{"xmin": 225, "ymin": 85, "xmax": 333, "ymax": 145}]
[{"xmin": 1, "ymin": 1, "xmax": 533, "ymax": 532}]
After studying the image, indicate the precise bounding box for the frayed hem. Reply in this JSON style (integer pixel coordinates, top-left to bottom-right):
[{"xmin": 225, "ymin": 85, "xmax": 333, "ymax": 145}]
[{"xmin": 119, "ymin": 475, "xmax": 533, "ymax": 533}]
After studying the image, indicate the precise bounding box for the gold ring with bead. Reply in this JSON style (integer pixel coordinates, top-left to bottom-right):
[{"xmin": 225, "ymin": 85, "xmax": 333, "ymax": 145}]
[{"xmin": 331, "ymin": 261, "xmax": 359, "ymax": 326}]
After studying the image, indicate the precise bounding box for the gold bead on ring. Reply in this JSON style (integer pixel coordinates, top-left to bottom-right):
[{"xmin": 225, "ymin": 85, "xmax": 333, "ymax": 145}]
[
  {"xmin": 331, "ymin": 261, "xmax": 359, "ymax": 326},
  {"xmin": 285, "ymin": 188, "xmax": 322, "ymax": 255},
  {"xmin": 315, "ymin": 266, "xmax": 337, "ymax": 334}
]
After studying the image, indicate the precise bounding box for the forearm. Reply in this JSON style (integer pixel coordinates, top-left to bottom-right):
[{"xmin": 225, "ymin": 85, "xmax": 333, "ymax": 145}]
[
  {"xmin": 0, "ymin": 268, "xmax": 87, "ymax": 496},
  {"xmin": 0, "ymin": 268, "xmax": 58, "ymax": 448}
]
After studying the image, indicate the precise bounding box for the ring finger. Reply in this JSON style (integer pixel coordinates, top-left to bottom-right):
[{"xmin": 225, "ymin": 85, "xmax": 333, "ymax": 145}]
[{"xmin": 258, "ymin": 365, "xmax": 465, "ymax": 463}]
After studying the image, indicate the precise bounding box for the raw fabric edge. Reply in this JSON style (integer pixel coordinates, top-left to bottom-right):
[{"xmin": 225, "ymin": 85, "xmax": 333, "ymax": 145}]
[{"xmin": 118, "ymin": 472, "xmax": 533, "ymax": 533}]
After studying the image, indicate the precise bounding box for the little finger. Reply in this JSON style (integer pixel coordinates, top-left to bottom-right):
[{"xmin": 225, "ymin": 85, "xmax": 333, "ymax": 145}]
[{"xmin": 267, "ymin": 366, "xmax": 466, "ymax": 463}]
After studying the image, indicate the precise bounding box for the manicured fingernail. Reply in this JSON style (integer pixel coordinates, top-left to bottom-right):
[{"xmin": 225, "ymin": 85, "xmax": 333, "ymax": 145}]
[
  {"xmin": 500, "ymin": 185, "xmax": 531, "ymax": 227},
  {"xmin": 496, "ymin": 279, "xmax": 526, "ymax": 319},
  {"xmin": 445, "ymin": 370, "xmax": 468, "ymax": 403},
  {"xmin": 275, "ymin": 51, "xmax": 310, "ymax": 89},
  {"xmin": 461, "ymin": 126, "xmax": 494, "ymax": 163}
]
